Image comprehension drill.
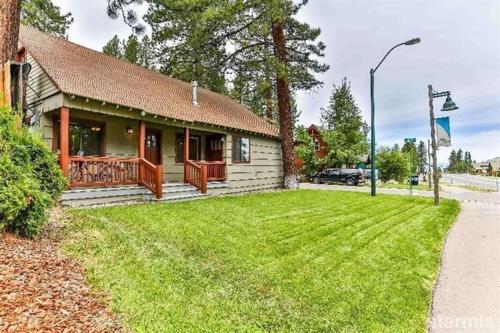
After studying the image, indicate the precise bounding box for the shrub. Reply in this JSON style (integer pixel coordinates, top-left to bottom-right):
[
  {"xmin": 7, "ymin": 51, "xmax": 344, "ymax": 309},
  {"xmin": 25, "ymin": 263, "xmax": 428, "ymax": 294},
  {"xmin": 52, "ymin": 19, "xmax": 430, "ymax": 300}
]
[
  {"xmin": 0, "ymin": 106, "xmax": 66, "ymax": 237},
  {"xmin": 377, "ymin": 146, "xmax": 409, "ymax": 183}
]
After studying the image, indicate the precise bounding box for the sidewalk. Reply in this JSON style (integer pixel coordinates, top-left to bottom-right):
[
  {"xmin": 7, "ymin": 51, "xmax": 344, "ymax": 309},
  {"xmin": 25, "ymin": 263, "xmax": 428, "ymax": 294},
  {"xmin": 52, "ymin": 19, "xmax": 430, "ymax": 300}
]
[{"xmin": 301, "ymin": 183, "xmax": 500, "ymax": 332}]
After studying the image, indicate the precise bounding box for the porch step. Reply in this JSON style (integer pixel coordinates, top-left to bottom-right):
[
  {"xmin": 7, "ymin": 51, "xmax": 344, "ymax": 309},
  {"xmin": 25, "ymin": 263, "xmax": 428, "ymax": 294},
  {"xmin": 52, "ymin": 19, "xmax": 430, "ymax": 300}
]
[{"xmin": 60, "ymin": 183, "xmax": 204, "ymax": 207}]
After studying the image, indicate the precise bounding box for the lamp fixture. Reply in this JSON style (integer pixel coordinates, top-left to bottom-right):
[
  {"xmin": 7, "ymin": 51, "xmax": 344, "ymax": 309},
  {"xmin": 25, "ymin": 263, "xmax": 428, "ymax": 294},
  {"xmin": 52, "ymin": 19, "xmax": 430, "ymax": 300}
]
[
  {"xmin": 126, "ymin": 127, "xmax": 134, "ymax": 135},
  {"xmin": 440, "ymin": 94, "xmax": 459, "ymax": 112}
]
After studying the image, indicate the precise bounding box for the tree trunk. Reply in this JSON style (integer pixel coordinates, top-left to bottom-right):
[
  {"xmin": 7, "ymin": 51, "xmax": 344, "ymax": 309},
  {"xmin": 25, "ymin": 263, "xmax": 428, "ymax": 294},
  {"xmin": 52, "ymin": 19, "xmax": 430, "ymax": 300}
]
[
  {"xmin": 271, "ymin": 20, "xmax": 298, "ymax": 189},
  {"xmin": 0, "ymin": 0, "xmax": 22, "ymax": 64}
]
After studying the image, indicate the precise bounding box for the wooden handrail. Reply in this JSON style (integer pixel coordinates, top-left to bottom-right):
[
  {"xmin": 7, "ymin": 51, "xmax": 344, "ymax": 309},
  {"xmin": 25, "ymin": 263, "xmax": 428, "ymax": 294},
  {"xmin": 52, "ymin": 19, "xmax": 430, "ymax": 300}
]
[
  {"xmin": 67, "ymin": 156, "xmax": 163, "ymax": 199},
  {"xmin": 138, "ymin": 158, "xmax": 163, "ymax": 199},
  {"xmin": 205, "ymin": 161, "xmax": 226, "ymax": 181},
  {"xmin": 185, "ymin": 160, "xmax": 203, "ymax": 193},
  {"xmin": 185, "ymin": 160, "xmax": 225, "ymax": 193}
]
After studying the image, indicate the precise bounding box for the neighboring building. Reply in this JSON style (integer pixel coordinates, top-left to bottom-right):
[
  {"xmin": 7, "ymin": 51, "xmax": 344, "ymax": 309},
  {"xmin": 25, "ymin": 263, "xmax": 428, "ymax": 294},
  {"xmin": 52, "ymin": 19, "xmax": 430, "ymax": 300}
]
[
  {"xmin": 12, "ymin": 26, "xmax": 283, "ymax": 204},
  {"xmin": 472, "ymin": 158, "xmax": 500, "ymax": 175},
  {"xmin": 308, "ymin": 124, "xmax": 328, "ymax": 158},
  {"xmin": 295, "ymin": 124, "xmax": 328, "ymax": 170}
]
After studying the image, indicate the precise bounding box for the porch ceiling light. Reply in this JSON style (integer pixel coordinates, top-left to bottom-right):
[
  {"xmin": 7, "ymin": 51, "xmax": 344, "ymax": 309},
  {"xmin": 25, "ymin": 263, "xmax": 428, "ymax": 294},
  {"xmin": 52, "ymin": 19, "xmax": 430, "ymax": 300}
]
[{"xmin": 126, "ymin": 127, "xmax": 133, "ymax": 135}]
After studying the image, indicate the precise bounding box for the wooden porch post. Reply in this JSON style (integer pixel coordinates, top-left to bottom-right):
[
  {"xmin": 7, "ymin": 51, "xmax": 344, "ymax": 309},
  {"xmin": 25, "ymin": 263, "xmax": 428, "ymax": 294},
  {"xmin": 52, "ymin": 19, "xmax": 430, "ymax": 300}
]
[
  {"xmin": 60, "ymin": 107, "xmax": 69, "ymax": 177},
  {"xmin": 200, "ymin": 162, "xmax": 207, "ymax": 194},
  {"xmin": 138, "ymin": 120, "xmax": 145, "ymax": 159},
  {"xmin": 138, "ymin": 120, "xmax": 145, "ymax": 184},
  {"xmin": 183, "ymin": 127, "xmax": 189, "ymax": 183}
]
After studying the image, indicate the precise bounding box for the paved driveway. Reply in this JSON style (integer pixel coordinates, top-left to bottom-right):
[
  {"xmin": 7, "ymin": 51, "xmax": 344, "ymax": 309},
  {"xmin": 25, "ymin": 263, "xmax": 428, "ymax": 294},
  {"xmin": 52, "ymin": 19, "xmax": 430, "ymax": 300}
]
[{"xmin": 301, "ymin": 183, "xmax": 500, "ymax": 332}]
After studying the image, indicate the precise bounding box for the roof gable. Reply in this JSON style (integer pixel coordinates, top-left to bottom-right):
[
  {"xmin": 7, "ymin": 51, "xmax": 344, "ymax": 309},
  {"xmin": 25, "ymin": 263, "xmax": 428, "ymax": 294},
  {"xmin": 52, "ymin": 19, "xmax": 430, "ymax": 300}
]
[{"xmin": 19, "ymin": 26, "xmax": 279, "ymax": 138}]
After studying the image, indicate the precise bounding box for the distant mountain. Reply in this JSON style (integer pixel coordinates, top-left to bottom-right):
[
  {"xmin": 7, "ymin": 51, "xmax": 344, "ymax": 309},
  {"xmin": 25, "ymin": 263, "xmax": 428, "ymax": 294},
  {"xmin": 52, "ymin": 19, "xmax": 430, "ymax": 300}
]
[{"xmin": 486, "ymin": 157, "xmax": 500, "ymax": 163}]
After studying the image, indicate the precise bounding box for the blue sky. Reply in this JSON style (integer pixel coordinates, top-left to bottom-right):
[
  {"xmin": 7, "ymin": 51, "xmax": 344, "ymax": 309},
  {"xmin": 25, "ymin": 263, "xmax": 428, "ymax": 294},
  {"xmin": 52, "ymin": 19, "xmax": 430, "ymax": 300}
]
[{"xmin": 52, "ymin": 0, "xmax": 500, "ymax": 164}]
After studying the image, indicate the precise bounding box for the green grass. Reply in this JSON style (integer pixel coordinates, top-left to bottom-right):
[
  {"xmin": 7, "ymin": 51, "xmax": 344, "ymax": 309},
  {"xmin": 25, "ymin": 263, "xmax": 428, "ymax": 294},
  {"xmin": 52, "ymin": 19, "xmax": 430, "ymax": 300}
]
[
  {"xmin": 377, "ymin": 182, "xmax": 434, "ymax": 191},
  {"xmin": 62, "ymin": 190, "xmax": 459, "ymax": 332}
]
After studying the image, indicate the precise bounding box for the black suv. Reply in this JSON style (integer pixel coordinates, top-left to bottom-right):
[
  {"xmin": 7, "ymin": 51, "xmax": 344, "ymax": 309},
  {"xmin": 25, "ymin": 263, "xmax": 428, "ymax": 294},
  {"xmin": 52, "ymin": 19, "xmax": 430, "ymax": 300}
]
[{"xmin": 311, "ymin": 168, "xmax": 365, "ymax": 186}]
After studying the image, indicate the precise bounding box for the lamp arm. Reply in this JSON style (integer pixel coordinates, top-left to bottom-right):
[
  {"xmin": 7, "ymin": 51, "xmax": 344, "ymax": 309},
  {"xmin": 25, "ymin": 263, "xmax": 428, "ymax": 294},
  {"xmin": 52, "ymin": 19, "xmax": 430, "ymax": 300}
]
[{"xmin": 372, "ymin": 42, "xmax": 406, "ymax": 73}]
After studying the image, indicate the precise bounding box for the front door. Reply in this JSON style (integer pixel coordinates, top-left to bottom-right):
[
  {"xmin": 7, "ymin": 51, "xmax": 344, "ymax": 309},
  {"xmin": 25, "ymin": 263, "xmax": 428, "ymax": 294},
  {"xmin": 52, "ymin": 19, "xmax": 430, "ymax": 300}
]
[
  {"xmin": 206, "ymin": 135, "xmax": 224, "ymax": 161},
  {"xmin": 145, "ymin": 129, "xmax": 161, "ymax": 165}
]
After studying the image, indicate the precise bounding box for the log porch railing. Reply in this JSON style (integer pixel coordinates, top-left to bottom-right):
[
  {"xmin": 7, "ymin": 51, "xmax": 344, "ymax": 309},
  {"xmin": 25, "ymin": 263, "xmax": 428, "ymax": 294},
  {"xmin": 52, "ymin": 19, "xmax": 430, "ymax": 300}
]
[
  {"xmin": 68, "ymin": 156, "xmax": 163, "ymax": 199},
  {"xmin": 185, "ymin": 160, "xmax": 226, "ymax": 194}
]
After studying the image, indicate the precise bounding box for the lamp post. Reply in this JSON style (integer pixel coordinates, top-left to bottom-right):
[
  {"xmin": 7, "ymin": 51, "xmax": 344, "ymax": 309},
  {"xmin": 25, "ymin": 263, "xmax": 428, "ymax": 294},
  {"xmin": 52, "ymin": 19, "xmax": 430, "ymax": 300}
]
[
  {"xmin": 428, "ymin": 85, "xmax": 459, "ymax": 206},
  {"xmin": 370, "ymin": 37, "xmax": 421, "ymax": 196}
]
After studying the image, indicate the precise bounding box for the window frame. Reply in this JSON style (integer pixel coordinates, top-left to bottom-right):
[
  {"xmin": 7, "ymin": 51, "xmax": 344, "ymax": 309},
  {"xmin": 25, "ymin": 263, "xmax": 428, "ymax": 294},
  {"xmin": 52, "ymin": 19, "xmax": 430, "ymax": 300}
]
[
  {"xmin": 232, "ymin": 136, "xmax": 251, "ymax": 164},
  {"xmin": 313, "ymin": 138, "xmax": 320, "ymax": 151},
  {"xmin": 175, "ymin": 133, "xmax": 202, "ymax": 163},
  {"xmin": 53, "ymin": 116, "xmax": 106, "ymax": 157}
]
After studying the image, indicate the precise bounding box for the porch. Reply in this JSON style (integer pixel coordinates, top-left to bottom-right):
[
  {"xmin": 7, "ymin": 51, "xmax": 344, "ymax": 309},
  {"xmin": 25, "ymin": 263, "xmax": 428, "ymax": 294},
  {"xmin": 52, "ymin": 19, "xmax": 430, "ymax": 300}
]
[{"xmin": 53, "ymin": 107, "xmax": 228, "ymax": 199}]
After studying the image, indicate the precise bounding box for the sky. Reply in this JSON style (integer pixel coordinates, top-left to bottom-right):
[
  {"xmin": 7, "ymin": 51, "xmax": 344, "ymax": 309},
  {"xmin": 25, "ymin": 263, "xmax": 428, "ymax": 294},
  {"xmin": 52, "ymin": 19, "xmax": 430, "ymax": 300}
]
[{"xmin": 52, "ymin": 0, "xmax": 500, "ymax": 164}]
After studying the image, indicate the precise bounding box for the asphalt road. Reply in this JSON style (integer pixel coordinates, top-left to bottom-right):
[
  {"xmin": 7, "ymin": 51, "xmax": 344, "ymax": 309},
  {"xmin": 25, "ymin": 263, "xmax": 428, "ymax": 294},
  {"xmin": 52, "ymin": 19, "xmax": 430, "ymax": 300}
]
[
  {"xmin": 442, "ymin": 173, "xmax": 500, "ymax": 192},
  {"xmin": 301, "ymin": 183, "xmax": 500, "ymax": 332}
]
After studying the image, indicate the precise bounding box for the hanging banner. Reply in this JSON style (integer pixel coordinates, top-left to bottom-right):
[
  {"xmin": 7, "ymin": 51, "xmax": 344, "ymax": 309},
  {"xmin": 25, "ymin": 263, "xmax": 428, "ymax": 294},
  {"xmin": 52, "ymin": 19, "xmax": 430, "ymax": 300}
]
[{"xmin": 436, "ymin": 117, "xmax": 451, "ymax": 147}]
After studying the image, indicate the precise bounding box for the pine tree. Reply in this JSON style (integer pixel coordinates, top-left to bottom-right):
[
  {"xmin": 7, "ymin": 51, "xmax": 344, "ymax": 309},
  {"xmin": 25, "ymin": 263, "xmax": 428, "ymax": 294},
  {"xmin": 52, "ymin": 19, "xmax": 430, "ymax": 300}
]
[
  {"xmin": 122, "ymin": 34, "xmax": 140, "ymax": 65},
  {"xmin": 448, "ymin": 150, "xmax": 457, "ymax": 173},
  {"xmin": 106, "ymin": 0, "xmax": 144, "ymax": 34},
  {"xmin": 320, "ymin": 78, "xmax": 369, "ymax": 167},
  {"xmin": 106, "ymin": 0, "xmax": 327, "ymax": 188},
  {"xmin": 139, "ymin": 35, "xmax": 154, "ymax": 69},
  {"xmin": 417, "ymin": 140, "xmax": 427, "ymax": 175},
  {"xmin": 103, "ymin": 35, "xmax": 122, "ymax": 58},
  {"xmin": 21, "ymin": 0, "xmax": 73, "ymax": 38}
]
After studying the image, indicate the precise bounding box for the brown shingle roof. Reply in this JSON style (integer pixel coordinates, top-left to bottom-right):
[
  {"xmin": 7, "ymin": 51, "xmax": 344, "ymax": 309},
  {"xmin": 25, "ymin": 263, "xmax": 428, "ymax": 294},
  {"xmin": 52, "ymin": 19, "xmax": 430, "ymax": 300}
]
[{"xmin": 19, "ymin": 26, "xmax": 279, "ymax": 138}]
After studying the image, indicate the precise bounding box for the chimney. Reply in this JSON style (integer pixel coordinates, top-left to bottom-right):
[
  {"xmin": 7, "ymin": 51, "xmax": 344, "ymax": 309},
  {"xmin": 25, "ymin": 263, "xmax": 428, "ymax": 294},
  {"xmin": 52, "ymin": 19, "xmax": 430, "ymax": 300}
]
[{"xmin": 191, "ymin": 81, "xmax": 198, "ymax": 106}]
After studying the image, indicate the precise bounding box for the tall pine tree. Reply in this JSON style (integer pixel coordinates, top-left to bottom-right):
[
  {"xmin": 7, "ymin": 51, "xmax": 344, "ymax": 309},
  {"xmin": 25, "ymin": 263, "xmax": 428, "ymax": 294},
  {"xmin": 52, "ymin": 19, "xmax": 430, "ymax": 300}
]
[
  {"xmin": 21, "ymin": 0, "xmax": 73, "ymax": 38},
  {"xmin": 106, "ymin": 0, "xmax": 327, "ymax": 188},
  {"xmin": 103, "ymin": 34, "xmax": 122, "ymax": 58},
  {"xmin": 417, "ymin": 140, "xmax": 427, "ymax": 175},
  {"xmin": 320, "ymin": 78, "xmax": 369, "ymax": 167}
]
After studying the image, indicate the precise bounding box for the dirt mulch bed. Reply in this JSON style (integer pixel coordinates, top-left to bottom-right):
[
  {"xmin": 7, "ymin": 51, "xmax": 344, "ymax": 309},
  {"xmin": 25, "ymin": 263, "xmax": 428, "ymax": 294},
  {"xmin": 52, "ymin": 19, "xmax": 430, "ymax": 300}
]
[{"xmin": 0, "ymin": 232, "xmax": 122, "ymax": 332}]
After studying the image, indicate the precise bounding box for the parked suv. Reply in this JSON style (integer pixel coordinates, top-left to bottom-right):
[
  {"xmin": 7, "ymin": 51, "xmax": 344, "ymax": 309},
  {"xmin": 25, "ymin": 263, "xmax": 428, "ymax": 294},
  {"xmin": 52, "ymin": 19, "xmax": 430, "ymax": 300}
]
[{"xmin": 311, "ymin": 168, "xmax": 365, "ymax": 186}]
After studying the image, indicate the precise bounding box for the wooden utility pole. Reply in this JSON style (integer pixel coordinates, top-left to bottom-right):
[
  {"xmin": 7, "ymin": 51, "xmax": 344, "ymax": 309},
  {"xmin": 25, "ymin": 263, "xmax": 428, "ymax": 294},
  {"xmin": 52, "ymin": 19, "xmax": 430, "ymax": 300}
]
[
  {"xmin": 427, "ymin": 139, "xmax": 432, "ymax": 190},
  {"xmin": 428, "ymin": 85, "xmax": 439, "ymax": 206}
]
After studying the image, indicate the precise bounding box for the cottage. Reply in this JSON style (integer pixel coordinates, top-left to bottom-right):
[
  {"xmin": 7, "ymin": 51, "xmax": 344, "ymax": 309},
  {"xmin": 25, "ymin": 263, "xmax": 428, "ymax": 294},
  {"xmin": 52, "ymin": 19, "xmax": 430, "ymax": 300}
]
[{"xmin": 10, "ymin": 26, "xmax": 283, "ymax": 205}]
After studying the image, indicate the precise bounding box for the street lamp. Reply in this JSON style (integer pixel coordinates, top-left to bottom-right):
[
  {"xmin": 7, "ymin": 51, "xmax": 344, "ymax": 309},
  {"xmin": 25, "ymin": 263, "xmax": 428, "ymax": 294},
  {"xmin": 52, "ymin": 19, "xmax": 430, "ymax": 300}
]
[
  {"xmin": 370, "ymin": 37, "xmax": 421, "ymax": 196},
  {"xmin": 428, "ymin": 86, "xmax": 459, "ymax": 206}
]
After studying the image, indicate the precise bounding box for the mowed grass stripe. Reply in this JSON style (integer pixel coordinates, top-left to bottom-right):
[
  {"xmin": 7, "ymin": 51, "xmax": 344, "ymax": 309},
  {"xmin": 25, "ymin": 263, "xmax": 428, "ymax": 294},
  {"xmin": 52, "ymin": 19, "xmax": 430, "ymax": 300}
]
[{"xmin": 64, "ymin": 190, "xmax": 459, "ymax": 332}]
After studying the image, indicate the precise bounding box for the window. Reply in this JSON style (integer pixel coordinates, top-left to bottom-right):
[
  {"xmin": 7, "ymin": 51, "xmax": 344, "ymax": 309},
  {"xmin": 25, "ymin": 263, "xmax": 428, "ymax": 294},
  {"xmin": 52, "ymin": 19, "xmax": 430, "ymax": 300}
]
[
  {"xmin": 175, "ymin": 134, "xmax": 201, "ymax": 162},
  {"xmin": 314, "ymin": 138, "xmax": 320, "ymax": 151},
  {"xmin": 146, "ymin": 134, "xmax": 157, "ymax": 148},
  {"xmin": 232, "ymin": 137, "xmax": 250, "ymax": 163},
  {"xmin": 55, "ymin": 118, "xmax": 104, "ymax": 156}
]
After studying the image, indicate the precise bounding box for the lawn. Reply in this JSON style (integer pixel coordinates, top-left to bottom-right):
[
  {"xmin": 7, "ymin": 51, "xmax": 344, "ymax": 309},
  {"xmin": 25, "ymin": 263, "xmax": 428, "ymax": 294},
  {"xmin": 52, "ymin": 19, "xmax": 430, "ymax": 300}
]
[
  {"xmin": 377, "ymin": 181, "xmax": 434, "ymax": 191},
  {"xmin": 62, "ymin": 190, "xmax": 459, "ymax": 332}
]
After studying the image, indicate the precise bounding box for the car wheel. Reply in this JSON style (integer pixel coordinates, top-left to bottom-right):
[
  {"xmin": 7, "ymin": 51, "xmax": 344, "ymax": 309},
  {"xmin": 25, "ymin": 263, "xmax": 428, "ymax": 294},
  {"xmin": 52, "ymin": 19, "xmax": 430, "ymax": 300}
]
[
  {"xmin": 313, "ymin": 177, "xmax": 321, "ymax": 184},
  {"xmin": 346, "ymin": 178, "xmax": 355, "ymax": 186}
]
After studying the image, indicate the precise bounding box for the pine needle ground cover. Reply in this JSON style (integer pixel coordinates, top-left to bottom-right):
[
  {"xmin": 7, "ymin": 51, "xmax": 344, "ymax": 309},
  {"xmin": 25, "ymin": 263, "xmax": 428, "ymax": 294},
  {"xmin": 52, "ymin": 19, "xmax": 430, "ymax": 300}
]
[{"xmin": 63, "ymin": 190, "xmax": 459, "ymax": 332}]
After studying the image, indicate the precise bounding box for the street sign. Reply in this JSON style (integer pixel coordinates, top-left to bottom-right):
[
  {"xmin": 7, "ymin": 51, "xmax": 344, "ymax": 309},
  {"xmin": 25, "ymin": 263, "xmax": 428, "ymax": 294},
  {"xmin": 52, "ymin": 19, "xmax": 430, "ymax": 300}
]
[{"xmin": 404, "ymin": 138, "xmax": 416, "ymax": 144}]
